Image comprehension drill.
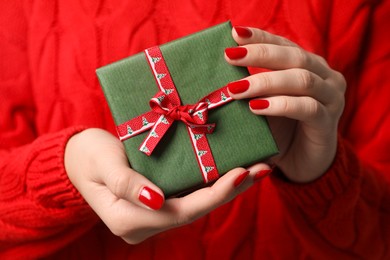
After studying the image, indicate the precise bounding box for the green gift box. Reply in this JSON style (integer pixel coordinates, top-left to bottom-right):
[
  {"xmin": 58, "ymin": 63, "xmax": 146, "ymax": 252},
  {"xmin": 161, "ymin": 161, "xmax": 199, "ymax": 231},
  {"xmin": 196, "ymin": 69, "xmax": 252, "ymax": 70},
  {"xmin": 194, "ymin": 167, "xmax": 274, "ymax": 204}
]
[{"xmin": 96, "ymin": 21, "xmax": 278, "ymax": 197}]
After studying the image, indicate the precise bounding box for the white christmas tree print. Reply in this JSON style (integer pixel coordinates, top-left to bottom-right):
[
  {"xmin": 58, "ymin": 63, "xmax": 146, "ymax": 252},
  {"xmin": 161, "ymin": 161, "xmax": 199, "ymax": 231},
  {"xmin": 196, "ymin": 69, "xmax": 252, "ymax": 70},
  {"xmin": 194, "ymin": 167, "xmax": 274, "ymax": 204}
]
[
  {"xmin": 152, "ymin": 57, "xmax": 161, "ymax": 63},
  {"xmin": 127, "ymin": 125, "xmax": 133, "ymax": 135},
  {"xmin": 142, "ymin": 117, "xmax": 149, "ymax": 126},
  {"xmin": 196, "ymin": 111, "xmax": 203, "ymax": 120},
  {"xmin": 150, "ymin": 131, "xmax": 159, "ymax": 138},
  {"xmin": 140, "ymin": 146, "xmax": 150, "ymax": 153},
  {"xmin": 164, "ymin": 89, "xmax": 174, "ymax": 95},
  {"xmin": 221, "ymin": 92, "xmax": 227, "ymax": 101},
  {"xmin": 161, "ymin": 116, "xmax": 169, "ymax": 124},
  {"xmin": 194, "ymin": 134, "xmax": 203, "ymax": 140},
  {"xmin": 197, "ymin": 150, "xmax": 207, "ymax": 157},
  {"xmin": 157, "ymin": 73, "xmax": 166, "ymax": 79},
  {"xmin": 204, "ymin": 166, "xmax": 214, "ymax": 173},
  {"xmin": 157, "ymin": 95, "xmax": 165, "ymax": 103}
]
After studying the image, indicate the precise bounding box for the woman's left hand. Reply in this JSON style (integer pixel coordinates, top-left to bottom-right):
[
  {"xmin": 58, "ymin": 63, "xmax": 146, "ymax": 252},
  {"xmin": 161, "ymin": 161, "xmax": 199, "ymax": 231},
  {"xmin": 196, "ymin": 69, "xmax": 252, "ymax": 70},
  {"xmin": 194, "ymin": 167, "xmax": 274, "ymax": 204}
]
[{"xmin": 225, "ymin": 26, "xmax": 346, "ymax": 183}]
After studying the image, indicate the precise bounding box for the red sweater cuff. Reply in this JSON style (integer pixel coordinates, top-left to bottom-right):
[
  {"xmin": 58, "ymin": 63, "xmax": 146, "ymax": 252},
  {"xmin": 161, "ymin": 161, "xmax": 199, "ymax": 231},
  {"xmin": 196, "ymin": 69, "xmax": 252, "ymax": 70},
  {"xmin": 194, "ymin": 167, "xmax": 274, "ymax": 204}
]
[
  {"xmin": 26, "ymin": 126, "xmax": 89, "ymax": 209},
  {"xmin": 270, "ymin": 137, "xmax": 360, "ymax": 207}
]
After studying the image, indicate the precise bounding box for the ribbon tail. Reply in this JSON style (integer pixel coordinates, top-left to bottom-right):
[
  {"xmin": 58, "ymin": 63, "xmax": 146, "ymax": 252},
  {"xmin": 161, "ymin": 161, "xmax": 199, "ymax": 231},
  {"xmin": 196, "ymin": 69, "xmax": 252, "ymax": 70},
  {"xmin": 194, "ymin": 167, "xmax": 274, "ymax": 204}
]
[
  {"xmin": 187, "ymin": 126, "xmax": 219, "ymax": 183},
  {"xmin": 139, "ymin": 115, "xmax": 174, "ymax": 156},
  {"xmin": 117, "ymin": 111, "xmax": 160, "ymax": 141}
]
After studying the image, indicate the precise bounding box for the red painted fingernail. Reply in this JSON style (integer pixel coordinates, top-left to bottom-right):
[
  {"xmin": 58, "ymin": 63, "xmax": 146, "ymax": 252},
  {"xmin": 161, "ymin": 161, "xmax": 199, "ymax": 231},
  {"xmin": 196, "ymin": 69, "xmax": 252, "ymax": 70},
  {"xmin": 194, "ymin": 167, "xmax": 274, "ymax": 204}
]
[
  {"xmin": 225, "ymin": 47, "xmax": 248, "ymax": 59},
  {"xmin": 234, "ymin": 26, "xmax": 252, "ymax": 38},
  {"xmin": 228, "ymin": 80, "xmax": 250, "ymax": 94},
  {"xmin": 233, "ymin": 170, "xmax": 250, "ymax": 188},
  {"xmin": 253, "ymin": 169, "xmax": 273, "ymax": 182},
  {"xmin": 249, "ymin": 99, "xmax": 269, "ymax": 110},
  {"xmin": 138, "ymin": 186, "xmax": 164, "ymax": 210}
]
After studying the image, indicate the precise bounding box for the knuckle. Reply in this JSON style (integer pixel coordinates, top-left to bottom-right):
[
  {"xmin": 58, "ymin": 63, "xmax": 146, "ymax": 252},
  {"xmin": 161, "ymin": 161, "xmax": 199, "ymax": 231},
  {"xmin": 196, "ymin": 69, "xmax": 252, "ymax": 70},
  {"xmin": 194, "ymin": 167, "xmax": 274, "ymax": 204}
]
[
  {"xmin": 334, "ymin": 71, "xmax": 347, "ymax": 93},
  {"xmin": 297, "ymin": 70, "xmax": 315, "ymax": 91},
  {"xmin": 259, "ymin": 73, "xmax": 273, "ymax": 91},
  {"xmin": 256, "ymin": 30, "xmax": 267, "ymax": 43},
  {"xmin": 175, "ymin": 213, "xmax": 193, "ymax": 227},
  {"xmin": 171, "ymin": 199, "xmax": 198, "ymax": 227},
  {"xmin": 306, "ymin": 99, "xmax": 322, "ymax": 120},
  {"xmin": 174, "ymin": 209, "xmax": 196, "ymax": 227},
  {"xmin": 111, "ymin": 172, "xmax": 131, "ymax": 199},
  {"xmin": 256, "ymin": 44, "xmax": 270, "ymax": 60},
  {"xmin": 330, "ymin": 92, "xmax": 345, "ymax": 116},
  {"xmin": 278, "ymin": 96, "xmax": 291, "ymax": 114},
  {"xmin": 313, "ymin": 53, "xmax": 328, "ymax": 65},
  {"xmin": 294, "ymin": 47, "xmax": 309, "ymax": 67}
]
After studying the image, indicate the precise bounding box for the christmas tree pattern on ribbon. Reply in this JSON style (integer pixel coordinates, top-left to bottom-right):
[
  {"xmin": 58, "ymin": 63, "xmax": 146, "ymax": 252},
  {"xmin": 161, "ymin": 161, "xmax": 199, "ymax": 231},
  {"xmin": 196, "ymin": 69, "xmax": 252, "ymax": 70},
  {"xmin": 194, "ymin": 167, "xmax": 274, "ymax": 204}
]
[
  {"xmin": 196, "ymin": 111, "xmax": 203, "ymax": 120},
  {"xmin": 157, "ymin": 73, "xmax": 166, "ymax": 79},
  {"xmin": 197, "ymin": 150, "xmax": 207, "ymax": 157},
  {"xmin": 140, "ymin": 146, "xmax": 150, "ymax": 154},
  {"xmin": 142, "ymin": 117, "xmax": 149, "ymax": 126},
  {"xmin": 163, "ymin": 89, "xmax": 174, "ymax": 95},
  {"xmin": 194, "ymin": 134, "xmax": 203, "ymax": 140},
  {"xmin": 204, "ymin": 166, "xmax": 214, "ymax": 173},
  {"xmin": 152, "ymin": 57, "xmax": 161, "ymax": 63},
  {"xmin": 127, "ymin": 125, "xmax": 133, "ymax": 135},
  {"xmin": 150, "ymin": 131, "xmax": 159, "ymax": 138},
  {"xmin": 161, "ymin": 116, "xmax": 169, "ymax": 124},
  {"xmin": 221, "ymin": 92, "xmax": 227, "ymax": 102},
  {"xmin": 156, "ymin": 95, "xmax": 165, "ymax": 103}
]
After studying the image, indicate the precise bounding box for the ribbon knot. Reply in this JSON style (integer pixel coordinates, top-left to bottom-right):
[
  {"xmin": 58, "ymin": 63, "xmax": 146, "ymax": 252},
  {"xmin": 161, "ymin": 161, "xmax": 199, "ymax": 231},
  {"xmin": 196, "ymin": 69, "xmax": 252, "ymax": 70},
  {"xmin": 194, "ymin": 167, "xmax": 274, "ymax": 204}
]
[
  {"xmin": 166, "ymin": 104, "xmax": 201, "ymax": 123},
  {"xmin": 150, "ymin": 92, "xmax": 210, "ymax": 126}
]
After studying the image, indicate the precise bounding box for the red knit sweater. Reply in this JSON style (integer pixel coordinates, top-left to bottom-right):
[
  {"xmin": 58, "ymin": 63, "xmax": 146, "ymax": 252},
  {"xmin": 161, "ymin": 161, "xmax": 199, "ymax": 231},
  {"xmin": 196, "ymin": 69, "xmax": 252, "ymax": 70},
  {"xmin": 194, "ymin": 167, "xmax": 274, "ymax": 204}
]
[{"xmin": 1, "ymin": 0, "xmax": 389, "ymax": 259}]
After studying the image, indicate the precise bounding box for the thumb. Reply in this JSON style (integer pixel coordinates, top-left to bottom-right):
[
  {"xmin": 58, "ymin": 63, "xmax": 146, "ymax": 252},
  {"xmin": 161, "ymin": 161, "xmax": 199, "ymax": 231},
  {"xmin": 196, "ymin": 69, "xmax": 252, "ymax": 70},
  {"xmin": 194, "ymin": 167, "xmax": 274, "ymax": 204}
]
[{"xmin": 102, "ymin": 167, "xmax": 165, "ymax": 211}]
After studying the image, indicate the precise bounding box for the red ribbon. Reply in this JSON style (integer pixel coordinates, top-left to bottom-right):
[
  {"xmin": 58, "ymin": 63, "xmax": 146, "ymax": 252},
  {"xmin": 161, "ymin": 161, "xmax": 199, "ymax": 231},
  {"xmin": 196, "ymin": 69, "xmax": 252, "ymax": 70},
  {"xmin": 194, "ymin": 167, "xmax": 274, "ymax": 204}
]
[{"xmin": 116, "ymin": 46, "xmax": 233, "ymax": 183}]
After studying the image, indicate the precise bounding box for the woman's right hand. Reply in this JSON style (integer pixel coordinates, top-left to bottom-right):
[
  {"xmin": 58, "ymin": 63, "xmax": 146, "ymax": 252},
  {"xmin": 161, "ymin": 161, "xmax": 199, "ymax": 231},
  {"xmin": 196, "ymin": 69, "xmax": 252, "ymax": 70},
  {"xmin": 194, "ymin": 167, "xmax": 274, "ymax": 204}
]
[{"xmin": 64, "ymin": 128, "xmax": 271, "ymax": 244}]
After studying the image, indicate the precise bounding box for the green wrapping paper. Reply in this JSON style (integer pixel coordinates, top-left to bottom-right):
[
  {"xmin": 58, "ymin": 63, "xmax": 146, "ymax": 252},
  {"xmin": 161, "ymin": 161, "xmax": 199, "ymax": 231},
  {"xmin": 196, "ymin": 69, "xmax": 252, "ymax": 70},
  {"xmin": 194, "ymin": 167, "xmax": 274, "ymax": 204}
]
[{"xmin": 96, "ymin": 21, "xmax": 278, "ymax": 197}]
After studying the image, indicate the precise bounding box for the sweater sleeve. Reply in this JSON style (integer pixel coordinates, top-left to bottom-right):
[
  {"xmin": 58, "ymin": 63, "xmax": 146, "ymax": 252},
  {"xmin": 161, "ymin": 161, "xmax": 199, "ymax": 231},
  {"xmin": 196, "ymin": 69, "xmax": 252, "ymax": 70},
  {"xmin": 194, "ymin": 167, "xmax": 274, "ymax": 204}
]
[
  {"xmin": 270, "ymin": 0, "xmax": 390, "ymax": 259},
  {"xmin": 0, "ymin": 1, "xmax": 97, "ymax": 259}
]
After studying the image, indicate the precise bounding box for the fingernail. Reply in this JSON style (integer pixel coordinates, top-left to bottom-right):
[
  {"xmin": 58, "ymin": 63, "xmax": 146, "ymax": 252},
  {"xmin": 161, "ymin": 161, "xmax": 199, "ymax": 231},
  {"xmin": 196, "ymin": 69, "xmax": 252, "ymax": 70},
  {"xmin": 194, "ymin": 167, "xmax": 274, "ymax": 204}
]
[
  {"xmin": 228, "ymin": 80, "xmax": 250, "ymax": 94},
  {"xmin": 225, "ymin": 47, "xmax": 248, "ymax": 59},
  {"xmin": 233, "ymin": 170, "xmax": 250, "ymax": 188},
  {"xmin": 234, "ymin": 26, "xmax": 252, "ymax": 38},
  {"xmin": 138, "ymin": 186, "xmax": 164, "ymax": 210},
  {"xmin": 253, "ymin": 169, "xmax": 273, "ymax": 182},
  {"xmin": 249, "ymin": 99, "xmax": 269, "ymax": 110}
]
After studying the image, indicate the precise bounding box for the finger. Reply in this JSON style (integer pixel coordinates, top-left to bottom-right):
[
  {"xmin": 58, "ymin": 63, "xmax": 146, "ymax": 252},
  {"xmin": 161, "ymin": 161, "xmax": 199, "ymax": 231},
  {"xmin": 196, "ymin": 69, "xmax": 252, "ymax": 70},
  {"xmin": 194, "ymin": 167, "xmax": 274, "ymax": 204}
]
[
  {"xmin": 246, "ymin": 163, "xmax": 274, "ymax": 183},
  {"xmin": 101, "ymin": 166, "xmax": 165, "ymax": 211},
  {"xmin": 224, "ymin": 44, "xmax": 330, "ymax": 79},
  {"xmin": 248, "ymin": 96, "xmax": 327, "ymax": 124},
  {"xmin": 232, "ymin": 26, "xmax": 298, "ymax": 47},
  {"xmin": 167, "ymin": 164, "xmax": 271, "ymax": 226},
  {"xmin": 82, "ymin": 182, "xmax": 168, "ymax": 244},
  {"xmin": 227, "ymin": 69, "xmax": 334, "ymax": 105}
]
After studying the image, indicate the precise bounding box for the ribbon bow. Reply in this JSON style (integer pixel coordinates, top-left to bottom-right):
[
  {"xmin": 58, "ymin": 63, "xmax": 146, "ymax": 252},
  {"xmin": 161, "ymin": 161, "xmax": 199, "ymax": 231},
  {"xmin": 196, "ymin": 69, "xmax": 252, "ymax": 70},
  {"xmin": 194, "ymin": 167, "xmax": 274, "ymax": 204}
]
[
  {"xmin": 116, "ymin": 46, "xmax": 233, "ymax": 182},
  {"xmin": 150, "ymin": 91, "xmax": 211, "ymax": 126}
]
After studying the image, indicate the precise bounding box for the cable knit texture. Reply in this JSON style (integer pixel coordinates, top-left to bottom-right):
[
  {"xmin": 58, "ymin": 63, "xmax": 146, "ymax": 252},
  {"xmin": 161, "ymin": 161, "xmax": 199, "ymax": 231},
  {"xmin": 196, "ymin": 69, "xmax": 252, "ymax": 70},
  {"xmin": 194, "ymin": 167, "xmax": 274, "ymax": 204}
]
[{"xmin": 1, "ymin": 0, "xmax": 389, "ymax": 259}]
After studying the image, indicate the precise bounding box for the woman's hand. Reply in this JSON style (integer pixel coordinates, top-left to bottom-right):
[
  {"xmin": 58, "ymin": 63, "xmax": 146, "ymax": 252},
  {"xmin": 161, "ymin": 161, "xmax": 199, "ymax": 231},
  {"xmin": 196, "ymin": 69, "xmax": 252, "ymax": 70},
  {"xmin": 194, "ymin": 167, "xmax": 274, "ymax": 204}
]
[
  {"xmin": 226, "ymin": 26, "xmax": 346, "ymax": 183},
  {"xmin": 65, "ymin": 128, "xmax": 271, "ymax": 244}
]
